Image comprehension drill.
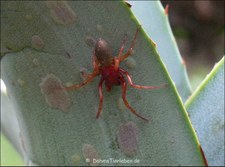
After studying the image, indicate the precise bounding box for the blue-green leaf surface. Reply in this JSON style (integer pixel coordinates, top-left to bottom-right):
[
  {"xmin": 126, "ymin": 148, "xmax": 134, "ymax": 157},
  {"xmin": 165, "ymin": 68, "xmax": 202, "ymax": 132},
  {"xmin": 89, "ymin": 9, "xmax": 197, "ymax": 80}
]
[
  {"xmin": 128, "ymin": 1, "xmax": 192, "ymax": 101},
  {"xmin": 1, "ymin": 1, "xmax": 205, "ymax": 166},
  {"xmin": 186, "ymin": 57, "xmax": 224, "ymax": 166}
]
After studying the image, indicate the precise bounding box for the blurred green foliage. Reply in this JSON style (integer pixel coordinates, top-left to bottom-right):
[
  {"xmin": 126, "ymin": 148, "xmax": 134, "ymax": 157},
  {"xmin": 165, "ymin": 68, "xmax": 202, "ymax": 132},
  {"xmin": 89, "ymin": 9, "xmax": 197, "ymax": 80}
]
[{"xmin": 1, "ymin": 133, "xmax": 24, "ymax": 166}]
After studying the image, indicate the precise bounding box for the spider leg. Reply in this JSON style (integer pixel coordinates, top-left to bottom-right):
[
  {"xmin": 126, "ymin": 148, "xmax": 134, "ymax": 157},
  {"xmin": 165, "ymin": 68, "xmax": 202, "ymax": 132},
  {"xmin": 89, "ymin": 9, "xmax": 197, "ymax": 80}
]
[
  {"xmin": 120, "ymin": 68, "xmax": 167, "ymax": 89},
  {"xmin": 96, "ymin": 77, "xmax": 104, "ymax": 119},
  {"xmin": 118, "ymin": 34, "xmax": 128, "ymax": 57},
  {"xmin": 79, "ymin": 51, "xmax": 99, "ymax": 79},
  {"xmin": 114, "ymin": 34, "xmax": 128, "ymax": 70},
  {"xmin": 92, "ymin": 50, "xmax": 100, "ymax": 70},
  {"xmin": 120, "ymin": 75, "xmax": 149, "ymax": 122},
  {"xmin": 114, "ymin": 26, "xmax": 141, "ymax": 70},
  {"xmin": 119, "ymin": 26, "xmax": 141, "ymax": 62},
  {"xmin": 64, "ymin": 52, "xmax": 100, "ymax": 91},
  {"xmin": 64, "ymin": 72, "xmax": 98, "ymax": 91}
]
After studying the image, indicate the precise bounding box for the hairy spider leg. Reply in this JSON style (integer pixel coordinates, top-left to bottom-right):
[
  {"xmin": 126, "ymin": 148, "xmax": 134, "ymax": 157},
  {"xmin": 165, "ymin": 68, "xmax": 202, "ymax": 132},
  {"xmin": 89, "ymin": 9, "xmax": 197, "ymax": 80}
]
[
  {"xmin": 114, "ymin": 34, "xmax": 128, "ymax": 70},
  {"xmin": 114, "ymin": 26, "xmax": 141, "ymax": 70},
  {"xmin": 119, "ymin": 68, "xmax": 167, "ymax": 89},
  {"xmin": 96, "ymin": 77, "xmax": 104, "ymax": 119},
  {"xmin": 119, "ymin": 74, "xmax": 149, "ymax": 122},
  {"xmin": 79, "ymin": 51, "xmax": 99, "ymax": 79},
  {"xmin": 118, "ymin": 34, "xmax": 128, "ymax": 57},
  {"xmin": 64, "ymin": 52, "xmax": 100, "ymax": 91},
  {"xmin": 119, "ymin": 26, "xmax": 141, "ymax": 62}
]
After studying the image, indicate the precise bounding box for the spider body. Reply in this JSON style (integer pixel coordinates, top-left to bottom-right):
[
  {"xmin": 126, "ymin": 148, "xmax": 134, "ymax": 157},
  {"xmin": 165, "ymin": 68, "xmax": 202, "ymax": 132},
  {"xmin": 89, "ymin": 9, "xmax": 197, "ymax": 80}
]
[
  {"xmin": 101, "ymin": 65, "xmax": 120, "ymax": 92},
  {"xmin": 64, "ymin": 27, "xmax": 166, "ymax": 122}
]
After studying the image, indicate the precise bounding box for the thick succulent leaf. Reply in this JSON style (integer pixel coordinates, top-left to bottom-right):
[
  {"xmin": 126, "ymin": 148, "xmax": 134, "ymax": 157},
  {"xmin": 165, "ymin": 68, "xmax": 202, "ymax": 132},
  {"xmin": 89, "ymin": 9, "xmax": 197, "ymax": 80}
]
[
  {"xmin": 128, "ymin": 1, "xmax": 192, "ymax": 102},
  {"xmin": 1, "ymin": 1, "xmax": 205, "ymax": 166},
  {"xmin": 186, "ymin": 57, "xmax": 224, "ymax": 166}
]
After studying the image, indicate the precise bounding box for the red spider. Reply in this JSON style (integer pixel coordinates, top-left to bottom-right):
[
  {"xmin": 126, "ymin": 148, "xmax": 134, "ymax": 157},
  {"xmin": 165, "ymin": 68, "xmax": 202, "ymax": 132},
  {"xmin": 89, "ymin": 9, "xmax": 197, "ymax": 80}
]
[{"xmin": 64, "ymin": 27, "xmax": 166, "ymax": 122}]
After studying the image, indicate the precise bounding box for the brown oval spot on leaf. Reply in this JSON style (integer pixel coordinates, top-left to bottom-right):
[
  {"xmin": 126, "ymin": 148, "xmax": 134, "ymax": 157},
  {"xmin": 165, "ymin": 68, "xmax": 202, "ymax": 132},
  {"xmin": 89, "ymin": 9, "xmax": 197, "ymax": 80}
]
[
  {"xmin": 46, "ymin": 1, "xmax": 76, "ymax": 26},
  {"xmin": 82, "ymin": 144, "xmax": 100, "ymax": 166},
  {"xmin": 85, "ymin": 36, "xmax": 96, "ymax": 47},
  {"xmin": 39, "ymin": 74, "xmax": 71, "ymax": 112},
  {"xmin": 117, "ymin": 121, "xmax": 139, "ymax": 157},
  {"xmin": 31, "ymin": 35, "xmax": 44, "ymax": 50}
]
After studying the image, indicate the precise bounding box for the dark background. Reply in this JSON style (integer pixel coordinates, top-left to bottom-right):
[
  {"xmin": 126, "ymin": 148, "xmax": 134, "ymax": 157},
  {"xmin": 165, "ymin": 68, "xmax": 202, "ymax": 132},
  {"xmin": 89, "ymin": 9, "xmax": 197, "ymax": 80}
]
[{"xmin": 161, "ymin": 0, "xmax": 224, "ymax": 89}]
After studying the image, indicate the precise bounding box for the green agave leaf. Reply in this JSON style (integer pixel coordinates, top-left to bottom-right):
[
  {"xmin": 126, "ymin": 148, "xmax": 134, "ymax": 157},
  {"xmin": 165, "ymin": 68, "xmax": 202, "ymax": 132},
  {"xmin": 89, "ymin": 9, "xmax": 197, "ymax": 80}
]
[
  {"xmin": 128, "ymin": 1, "xmax": 192, "ymax": 101},
  {"xmin": 1, "ymin": 1, "xmax": 205, "ymax": 166},
  {"xmin": 186, "ymin": 57, "xmax": 224, "ymax": 166}
]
